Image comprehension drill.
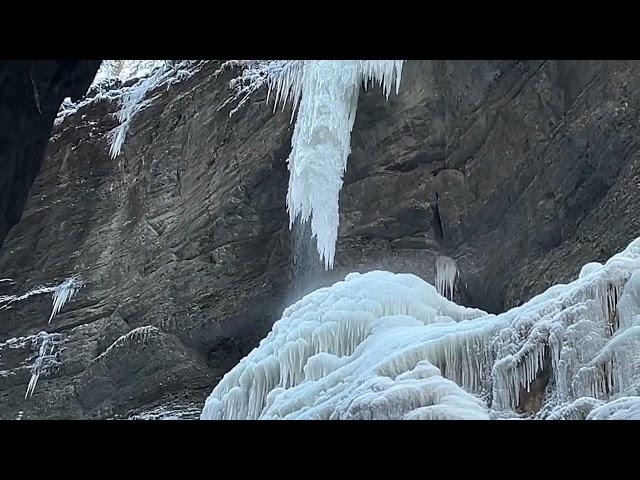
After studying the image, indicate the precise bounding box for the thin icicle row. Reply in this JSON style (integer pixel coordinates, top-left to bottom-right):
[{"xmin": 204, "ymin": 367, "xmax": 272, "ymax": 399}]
[{"xmin": 217, "ymin": 60, "xmax": 305, "ymax": 118}]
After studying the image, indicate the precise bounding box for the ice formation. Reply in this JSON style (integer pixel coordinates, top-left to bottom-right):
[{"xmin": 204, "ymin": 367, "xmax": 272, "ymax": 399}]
[
  {"xmin": 55, "ymin": 89, "xmax": 125, "ymax": 127},
  {"xmin": 201, "ymin": 238, "xmax": 640, "ymax": 420},
  {"xmin": 108, "ymin": 66, "xmax": 173, "ymax": 159},
  {"xmin": 76, "ymin": 59, "xmax": 404, "ymax": 270},
  {"xmin": 48, "ymin": 277, "xmax": 82, "ymax": 323},
  {"xmin": 545, "ymin": 396, "xmax": 605, "ymax": 420},
  {"xmin": 0, "ymin": 276, "xmax": 82, "ymax": 323},
  {"xmin": 105, "ymin": 61, "xmax": 202, "ymax": 159},
  {"xmin": 281, "ymin": 61, "xmax": 404, "ymax": 269},
  {"xmin": 435, "ymin": 256, "xmax": 458, "ymax": 300},
  {"xmin": 223, "ymin": 60, "xmax": 404, "ymax": 269},
  {"xmin": 586, "ymin": 396, "xmax": 640, "ymax": 419},
  {"xmin": 201, "ymin": 270, "xmax": 490, "ymax": 420},
  {"xmin": 53, "ymin": 61, "xmax": 202, "ymax": 149},
  {"xmin": 25, "ymin": 331, "xmax": 64, "ymax": 398},
  {"xmin": 92, "ymin": 60, "xmax": 169, "ymax": 87}
]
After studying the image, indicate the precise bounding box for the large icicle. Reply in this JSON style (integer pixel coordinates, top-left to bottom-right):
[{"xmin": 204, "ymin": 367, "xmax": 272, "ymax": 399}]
[
  {"xmin": 277, "ymin": 60, "xmax": 403, "ymax": 269},
  {"xmin": 224, "ymin": 60, "xmax": 403, "ymax": 269},
  {"xmin": 282, "ymin": 61, "xmax": 362, "ymax": 269}
]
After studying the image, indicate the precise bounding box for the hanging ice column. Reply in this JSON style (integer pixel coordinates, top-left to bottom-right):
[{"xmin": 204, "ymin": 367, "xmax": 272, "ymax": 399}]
[{"xmin": 269, "ymin": 60, "xmax": 404, "ymax": 269}]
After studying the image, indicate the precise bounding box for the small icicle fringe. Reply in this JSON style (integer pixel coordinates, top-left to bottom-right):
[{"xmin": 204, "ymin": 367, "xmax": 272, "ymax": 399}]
[
  {"xmin": 56, "ymin": 62, "xmax": 202, "ymax": 129},
  {"xmin": 99, "ymin": 61, "xmax": 202, "ymax": 158},
  {"xmin": 435, "ymin": 256, "xmax": 458, "ymax": 300}
]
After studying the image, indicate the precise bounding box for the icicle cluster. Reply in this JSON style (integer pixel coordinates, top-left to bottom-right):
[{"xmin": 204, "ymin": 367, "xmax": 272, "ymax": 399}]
[
  {"xmin": 0, "ymin": 276, "xmax": 82, "ymax": 323},
  {"xmin": 201, "ymin": 237, "xmax": 640, "ymax": 420},
  {"xmin": 48, "ymin": 276, "xmax": 82, "ymax": 323},
  {"xmin": 25, "ymin": 331, "xmax": 64, "ymax": 398},
  {"xmin": 489, "ymin": 241, "xmax": 640, "ymax": 413}
]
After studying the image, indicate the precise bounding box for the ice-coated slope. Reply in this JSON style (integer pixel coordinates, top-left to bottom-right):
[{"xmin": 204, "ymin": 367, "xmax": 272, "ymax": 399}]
[
  {"xmin": 201, "ymin": 270, "xmax": 489, "ymax": 420},
  {"xmin": 201, "ymin": 238, "xmax": 640, "ymax": 420}
]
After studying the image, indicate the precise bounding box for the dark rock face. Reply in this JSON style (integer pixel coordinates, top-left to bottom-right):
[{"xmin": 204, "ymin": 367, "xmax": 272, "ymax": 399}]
[
  {"xmin": 0, "ymin": 62, "xmax": 292, "ymax": 418},
  {"xmin": 0, "ymin": 60, "xmax": 100, "ymax": 249},
  {"xmin": 1, "ymin": 60, "xmax": 639, "ymax": 418}
]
